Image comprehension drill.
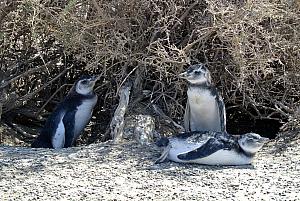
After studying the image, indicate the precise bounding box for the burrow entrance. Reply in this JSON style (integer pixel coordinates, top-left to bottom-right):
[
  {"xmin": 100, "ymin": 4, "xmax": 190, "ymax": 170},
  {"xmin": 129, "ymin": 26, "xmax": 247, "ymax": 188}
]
[{"xmin": 226, "ymin": 108, "xmax": 283, "ymax": 139}]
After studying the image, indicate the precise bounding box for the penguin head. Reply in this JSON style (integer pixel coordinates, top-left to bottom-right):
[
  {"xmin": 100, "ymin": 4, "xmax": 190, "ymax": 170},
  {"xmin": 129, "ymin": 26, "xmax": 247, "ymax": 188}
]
[
  {"xmin": 179, "ymin": 64, "xmax": 212, "ymax": 85},
  {"xmin": 238, "ymin": 133, "xmax": 269, "ymax": 154},
  {"xmin": 75, "ymin": 75, "xmax": 99, "ymax": 95}
]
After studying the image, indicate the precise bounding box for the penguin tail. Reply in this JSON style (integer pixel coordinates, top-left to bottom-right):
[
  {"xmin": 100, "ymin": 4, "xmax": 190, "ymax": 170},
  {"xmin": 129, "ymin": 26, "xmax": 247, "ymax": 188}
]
[{"xmin": 154, "ymin": 144, "xmax": 171, "ymax": 164}]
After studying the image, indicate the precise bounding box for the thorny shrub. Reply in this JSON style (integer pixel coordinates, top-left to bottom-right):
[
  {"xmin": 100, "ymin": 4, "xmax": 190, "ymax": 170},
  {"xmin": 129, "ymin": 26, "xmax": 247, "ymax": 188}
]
[{"xmin": 0, "ymin": 0, "xmax": 299, "ymax": 141}]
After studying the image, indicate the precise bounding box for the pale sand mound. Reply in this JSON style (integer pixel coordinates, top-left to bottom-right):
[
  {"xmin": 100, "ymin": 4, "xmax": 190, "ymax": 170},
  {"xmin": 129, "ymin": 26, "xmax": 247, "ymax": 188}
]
[{"xmin": 0, "ymin": 139, "xmax": 299, "ymax": 200}]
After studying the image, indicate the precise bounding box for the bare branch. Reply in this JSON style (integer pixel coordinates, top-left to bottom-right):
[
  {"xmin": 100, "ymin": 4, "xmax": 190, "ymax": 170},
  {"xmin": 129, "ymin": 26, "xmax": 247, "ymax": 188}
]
[
  {"xmin": 109, "ymin": 81, "xmax": 132, "ymax": 142},
  {"xmin": 3, "ymin": 68, "xmax": 69, "ymax": 113}
]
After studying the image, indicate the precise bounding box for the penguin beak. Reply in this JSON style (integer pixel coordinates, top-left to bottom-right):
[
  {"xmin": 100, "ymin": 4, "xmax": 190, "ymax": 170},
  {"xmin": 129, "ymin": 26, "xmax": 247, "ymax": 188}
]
[
  {"xmin": 90, "ymin": 75, "xmax": 100, "ymax": 82},
  {"xmin": 259, "ymin": 137, "xmax": 269, "ymax": 143},
  {"xmin": 178, "ymin": 72, "xmax": 188, "ymax": 79}
]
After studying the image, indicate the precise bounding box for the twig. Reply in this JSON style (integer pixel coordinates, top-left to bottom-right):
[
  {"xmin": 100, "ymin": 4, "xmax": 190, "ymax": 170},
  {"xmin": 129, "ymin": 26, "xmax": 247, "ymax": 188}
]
[
  {"xmin": 91, "ymin": 0, "xmax": 102, "ymax": 14},
  {"xmin": 0, "ymin": 63, "xmax": 51, "ymax": 89},
  {"xmin": 152, "ymin": 104, "xmax": 184, "ymax": 131},
  {"xmin": 4, "ymin": 121, "xmax": 37, "ymax": 138},
  {"xmin": 36, "ymin": 84, "xmax": 73, "ymax": 116},
  {"xmin": 182, "ymin": 29, "xmax": 215, "ymax": 53},
  {"xmin": 0, "ymin": 2, "xmax": 20, "ymax": 25},
  {"xmin": 116, "ymin": 65, "xmax": 138, "ymax": 96},
  {"xmin": 275, "ymin": 101, "xmax": 293, "ymax": 114},
  {"xmin": 171, "ymin": 2, "xmax": 198, "ymax": 31},
  {"xmin": 3, "ymin": 68, "xmax": 69, "ymax": 113}
]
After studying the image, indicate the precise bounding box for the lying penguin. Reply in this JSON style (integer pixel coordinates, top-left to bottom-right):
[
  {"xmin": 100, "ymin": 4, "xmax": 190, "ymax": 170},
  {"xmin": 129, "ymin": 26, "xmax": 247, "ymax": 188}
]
[
  {"xmin": 179, "ymin": 64, "xmax": 226, "ymax": 132},
  {"xmin": 155, "ymin": 131, "xmax": 269, "ymax": 165},
  {"xmin": 31, "ymin": 75, "xmax": 99, "ymax": 149}
]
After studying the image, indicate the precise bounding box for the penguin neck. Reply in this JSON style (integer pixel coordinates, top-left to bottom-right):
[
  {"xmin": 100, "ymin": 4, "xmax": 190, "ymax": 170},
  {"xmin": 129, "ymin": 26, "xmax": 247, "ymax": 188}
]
[
  {"xmin": 239, "ymin": 146, "xmax": 256, "ymax": 158},
  {"xmin": 242, "ymin": 150, "xmax": 255, "ymax": 158},
  {"xmin": 77, "ymin": 91, "xmax": 95, "ymax": 98},
  {"xmin": 188, "ymin": 81, "xmax": 211, "ymax": 89},
  {"xmin": 69, "ymin": 88, "xmax": 96, "ymax": 99}
]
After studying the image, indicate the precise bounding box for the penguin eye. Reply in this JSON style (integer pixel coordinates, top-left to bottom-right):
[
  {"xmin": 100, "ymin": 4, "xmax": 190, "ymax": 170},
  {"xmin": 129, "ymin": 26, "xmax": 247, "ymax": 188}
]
[
  {"xmin": 248, "ymin": 138, "xmax": 254, "ymax": 142},
  {"xmin": 187, "ymin": 69, "xmax": 193, "ymax": 74},
  {"xmin": 194, "ymin": 71, "xmax": 201, "ymax": 75},
  {"xmin": 81, "ymin": 80, "xmax": 88, "ymax": 85}
]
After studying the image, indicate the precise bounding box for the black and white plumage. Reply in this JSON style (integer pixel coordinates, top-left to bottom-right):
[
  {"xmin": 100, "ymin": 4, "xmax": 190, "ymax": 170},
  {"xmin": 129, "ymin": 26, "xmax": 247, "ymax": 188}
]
[
  {"xmin": 179, "ymin": 64, "xmax": 226, "ymax": 132},
  {"xmin": 155, "ymin": 131, "xmax": 269, "ymax": 165},
  {"xmin": 31, "ymin": 75, "xmax": 99, "ymax": 149}
]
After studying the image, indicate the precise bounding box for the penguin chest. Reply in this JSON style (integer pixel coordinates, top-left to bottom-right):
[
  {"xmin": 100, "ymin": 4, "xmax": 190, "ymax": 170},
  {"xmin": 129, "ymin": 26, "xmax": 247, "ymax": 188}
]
[
  {"xmin": 187, "ymin": 88, "xmax": 220, "ymax": 131},
  {"xmin": 168, "ymin": 140, "xmax": 252, "ymax": 165},
  {"xmin": 73, "ymin": 97, "xmax": 97, "ymax": 138}
]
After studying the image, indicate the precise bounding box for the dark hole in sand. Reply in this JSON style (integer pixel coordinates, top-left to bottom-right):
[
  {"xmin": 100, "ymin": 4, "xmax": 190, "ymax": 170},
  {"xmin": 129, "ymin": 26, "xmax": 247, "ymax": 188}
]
[{"xmin": 226, "ymin": 108, "xmax": 282, "ymax": 139}]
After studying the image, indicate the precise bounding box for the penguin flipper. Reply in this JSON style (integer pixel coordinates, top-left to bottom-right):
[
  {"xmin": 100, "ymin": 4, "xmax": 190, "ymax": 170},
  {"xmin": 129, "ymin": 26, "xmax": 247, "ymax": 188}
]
[
  {"xmin": 184, "ymin": 101, "xmax": 191, "ymax": 132},
  {"xmin": 63, "ymin": 110, "xmax": 76, "ymax": 148},
  {"xmin": 51, "ymin": 115, "xmax": 66, "ymax": 149},
  {"xmin": 215, "ymin": 93, "xmax": 226, "ymax": 132},
  {"xmin": 31, "ymin": 110, "xmax": 65, "ymax": 149},
  {"xmin": 155, "ymin": 145, "xmax": 171, "ymax": 164},
  {"xmin": 177, "ymin": 138, "xmax": 226, "ymax": 161}
]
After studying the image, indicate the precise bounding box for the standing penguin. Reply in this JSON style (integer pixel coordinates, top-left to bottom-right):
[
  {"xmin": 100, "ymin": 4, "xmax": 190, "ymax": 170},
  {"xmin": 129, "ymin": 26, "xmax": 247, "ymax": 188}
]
[
  {"xmin": 31, "ymin": 75, "xmax": 99, "ymax": 149},
  {"xmin": 179, "ymin": 64, "xmax": 226, "ymax": 132}
]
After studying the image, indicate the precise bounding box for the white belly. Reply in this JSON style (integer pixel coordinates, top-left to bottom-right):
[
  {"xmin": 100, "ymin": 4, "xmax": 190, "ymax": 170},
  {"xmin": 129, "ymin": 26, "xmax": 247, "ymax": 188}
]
[
  {"xmin": 52, "ymin": 114, "xmax": 65, "ymax": 149},
  {"xmin": 73, "ymin": 97, "xmax": 97, "ymax": 140},
  {"xmin": 187, "ymin": 88, "xmax": 221, "ymax": 131},
  {"xmin": 167, "ymin": 138, "xmax": 208, "ymax": 162},
  {"xmin": 169, "ymin": 148, "xmax": 252, "ymax": 165}
]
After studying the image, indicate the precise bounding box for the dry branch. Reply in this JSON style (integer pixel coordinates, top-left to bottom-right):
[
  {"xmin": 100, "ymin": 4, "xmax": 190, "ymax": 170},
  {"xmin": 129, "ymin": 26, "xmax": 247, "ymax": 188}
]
[
  {"xmin": 171, "ymin": 2, "xmax": 198, "ymax": 31},
  {"xmin": 36, "ymin": 84, "xmax": 73, "ymax": 116},
  {"xmin": 3, "ymin": 67, "xmax": 69, "ymax": 113},
  {"xmin": 152, "ymin": 104, "xmax": 184, "ymax": 132},
  {"xmin": 4, "ymin": 121, "xmax": 36, "ymax": 138},
  {"xmin": 110, "ymin": 81, "xmax": 132, "ymax": 142},
  {"xmin": 0, "ymin": 63, "xmax": 52, "ymax": 89}
]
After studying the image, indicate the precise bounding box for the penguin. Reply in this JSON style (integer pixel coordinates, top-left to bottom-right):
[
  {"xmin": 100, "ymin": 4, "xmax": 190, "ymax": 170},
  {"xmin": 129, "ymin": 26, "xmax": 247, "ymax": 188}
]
[
  {"xmin": 155, "ymin": 131, "xmax": 269, "ymax": 165},
  {"xmin": 31, "ymin": 75, "xmax": 99, "ymax": 149},
  {"xmin": 179, "ymin": 64, "xmax": 226, "ymax": 132}
]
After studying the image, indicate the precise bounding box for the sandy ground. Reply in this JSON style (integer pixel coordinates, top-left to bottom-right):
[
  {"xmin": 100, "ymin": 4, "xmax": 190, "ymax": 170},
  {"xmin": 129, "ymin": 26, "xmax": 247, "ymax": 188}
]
[{"xmin": 0, "ymin": 138, "xmax": 299, "ymax": 201}]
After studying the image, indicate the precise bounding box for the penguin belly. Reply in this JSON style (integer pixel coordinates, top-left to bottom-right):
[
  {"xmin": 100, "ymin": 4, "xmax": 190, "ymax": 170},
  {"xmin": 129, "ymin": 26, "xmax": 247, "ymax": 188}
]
[
  {"xmin": 167, "ymin": 138, "xmax": 208, "ymax": 163},
  {"xmin": 73, "ymin": 97, "xmax": 97, "ymax": 140},
  {"xmin": 188, "ymin": 150, "xmax": 252, "ymax": 165},
  {"xmin": 51, "ymin": 115, "xmax": 66, "ymax": 149},
  {"xmin": 169, "ymin": 148, "xmax": 251, "ymax": 165},
  {"xmin": 187, "ymin": 88, "xmax": 221, "ymax": 132}
]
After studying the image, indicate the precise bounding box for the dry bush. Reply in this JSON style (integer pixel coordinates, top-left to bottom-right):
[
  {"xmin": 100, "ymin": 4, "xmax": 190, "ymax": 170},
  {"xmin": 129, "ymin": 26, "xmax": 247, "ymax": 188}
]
[{"xmin": 0, "ymin": 0, "xmax": 299, "ymax": 141}]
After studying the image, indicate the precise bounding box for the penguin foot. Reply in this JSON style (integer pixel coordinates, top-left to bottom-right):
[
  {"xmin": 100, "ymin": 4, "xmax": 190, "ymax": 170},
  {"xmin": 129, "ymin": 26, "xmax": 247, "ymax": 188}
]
[{"xmin": 154, "ymin": 145, "xmax": 171, "ymax": 164}]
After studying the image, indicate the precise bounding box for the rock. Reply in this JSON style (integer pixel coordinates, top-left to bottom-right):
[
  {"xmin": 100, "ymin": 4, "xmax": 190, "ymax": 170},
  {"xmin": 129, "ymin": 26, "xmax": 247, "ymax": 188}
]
[{"xmin": 124, "ymin": 115, "xmax": 156, "ymax": 145}]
